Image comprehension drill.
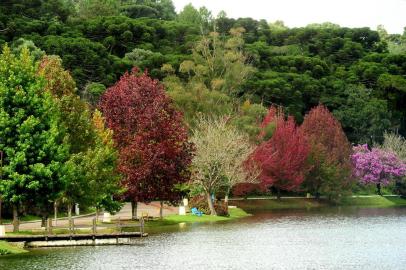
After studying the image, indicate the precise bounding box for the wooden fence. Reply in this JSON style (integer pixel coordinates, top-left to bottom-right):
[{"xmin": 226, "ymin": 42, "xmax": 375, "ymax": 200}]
[{"xmin": 45, "ymin": 217, "xmax": 145, "ymax": 237}]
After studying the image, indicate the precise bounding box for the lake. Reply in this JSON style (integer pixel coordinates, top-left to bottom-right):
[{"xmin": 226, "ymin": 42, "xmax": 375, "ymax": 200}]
[{"xmin": 1, "ymin": 205, "xmax": 405, "ymax": 270}]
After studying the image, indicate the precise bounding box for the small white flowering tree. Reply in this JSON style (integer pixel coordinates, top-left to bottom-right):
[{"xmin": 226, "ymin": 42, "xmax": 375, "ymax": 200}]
[{"xmin": 191, "ymin": 117, "xmax": 258, "ymax": 215}]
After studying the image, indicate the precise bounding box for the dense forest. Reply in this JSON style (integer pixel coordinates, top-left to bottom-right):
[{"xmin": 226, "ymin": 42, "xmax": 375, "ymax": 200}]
[{"xmin": 1, "ymin": 0, "xmax": 405, "ymax": 143}]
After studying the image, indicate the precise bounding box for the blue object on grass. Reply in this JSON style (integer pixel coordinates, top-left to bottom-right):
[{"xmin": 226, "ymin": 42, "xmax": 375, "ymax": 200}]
[{"xmin": 191, "ymin": 207, "xmax": 203, "ymax": 217}]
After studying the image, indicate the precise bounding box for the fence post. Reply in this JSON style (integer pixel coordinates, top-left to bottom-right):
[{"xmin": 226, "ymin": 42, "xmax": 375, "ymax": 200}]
[
  {"xmin": 47, "ymin": 218, "xmax": 53, "ymax": 235},
  {"xmin": 72, "ymin": 219, "xmax": 75, "ymax": 235},
  {"xmin": 92, "ymin": 218, "xmax": 96, "ymax": 235},
  {"xmin": 118, "ymin": 217, "xmax": 121, "ymax": 234},
  {"xmin": 45, "ymin": 219, "xmax": 48, "ymax": 240},
  {"xmin": 140, "ymin": 217, "xmax": 144, "ymax": 237}
]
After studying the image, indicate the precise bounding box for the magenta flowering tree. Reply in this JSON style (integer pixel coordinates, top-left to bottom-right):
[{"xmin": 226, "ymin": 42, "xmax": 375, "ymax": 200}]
[{"xmin": 351, "ymin": 144, "xmax": 406, "ymax": 194}]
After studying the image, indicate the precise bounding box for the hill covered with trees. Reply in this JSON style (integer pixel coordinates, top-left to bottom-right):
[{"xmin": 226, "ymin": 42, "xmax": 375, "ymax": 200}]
[{"xmin": 1, "ymin": 0, "xmax": 405, "ymax": 143}]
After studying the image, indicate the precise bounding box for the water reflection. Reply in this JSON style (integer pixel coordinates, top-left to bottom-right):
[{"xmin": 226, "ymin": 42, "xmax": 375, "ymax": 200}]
[{"xmin": 1, "ymin": 206, "xmax": 405, "ymax": 270}]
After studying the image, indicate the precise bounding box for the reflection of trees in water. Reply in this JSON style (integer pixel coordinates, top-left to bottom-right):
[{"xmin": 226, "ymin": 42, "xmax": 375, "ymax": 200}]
[{"xmin": 233, "ymin": 199, "xmax": 406, "ymax": 222}]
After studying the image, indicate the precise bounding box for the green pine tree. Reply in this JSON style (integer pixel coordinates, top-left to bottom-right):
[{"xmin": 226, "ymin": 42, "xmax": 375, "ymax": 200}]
[{"xmin": 0, "ymin": 46, "xmax": 68, "ymax": 232}]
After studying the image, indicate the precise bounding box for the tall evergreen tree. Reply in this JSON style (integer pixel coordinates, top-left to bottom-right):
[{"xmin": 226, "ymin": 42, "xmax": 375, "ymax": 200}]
[{"xmin": 0, "ymin": 47, "xmax": 68, "ymax": 232}]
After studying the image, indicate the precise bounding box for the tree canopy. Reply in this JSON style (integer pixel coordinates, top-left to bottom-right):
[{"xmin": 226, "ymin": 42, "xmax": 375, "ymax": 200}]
[
  {"xmin": 99, "ymin": 69, "xmax": 194, "ymax": 217},
  {"xmin": 2, "ymin": 1, "xmax": 405, "ymax": 140},
  {"xmin": 0, "ymin": 47, "xmax": 68, "ymax": 231}
]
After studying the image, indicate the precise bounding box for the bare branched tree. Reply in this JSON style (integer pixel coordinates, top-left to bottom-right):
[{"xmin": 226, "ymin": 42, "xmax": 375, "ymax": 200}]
[
  {"xmin": 380, "ymin": 132, "xmax": 406, "ymax": 161},
  {"xmin": 191, "ymin": 116, "xmax": 258, "ymax": 215}
]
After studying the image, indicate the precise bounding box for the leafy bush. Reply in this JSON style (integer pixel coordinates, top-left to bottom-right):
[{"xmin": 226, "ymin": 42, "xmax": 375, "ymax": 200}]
[
  {"xmin": 214, "ymin": 203, "xmax": 229, "ymax": 217},
  {"xmin": 232, "ymin": 183, "xmax": 268, "ymax": 198},
  {"xmin": 0, "ymin": 248, "xmax": 10, "ymax": 255},
  {"xmin": 189, "ymin": 195, "xmax": 210, "ymax": 214},
  {"xmin": 395, "ymin": 178, "xmax": 406, "ymax": 197},
  {"xmin": 189, "ymin": 195, "xmax": 229, "ymax": 216}
]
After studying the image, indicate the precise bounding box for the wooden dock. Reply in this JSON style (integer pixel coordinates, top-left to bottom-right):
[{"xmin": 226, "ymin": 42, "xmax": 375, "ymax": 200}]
[
  {"xmin": 0, "ymin": 232, "xmax": 148, "ymax": 247},
  {"xmin": 0, "ymin": 232, "xmax": 148, "ymax": 242},
  {"xmin": 1, "ymin": 217, "xmax": 148, "ymax": 247}
]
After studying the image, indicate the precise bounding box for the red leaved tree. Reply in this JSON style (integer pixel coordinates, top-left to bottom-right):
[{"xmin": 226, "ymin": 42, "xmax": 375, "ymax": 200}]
[
  {"xmin": 231, "ymin": 183, "xmax": 268, "ymax": 198},
  {"xmin": 258, "ymin": 105, "xmax": 284, "ymax": 141},
  {"xmin": 99, "ymin": 69, "xmax": 194, "ymax": 219},
  {"xmin": 253, "ymin": 106, "xmax": 310, "ymax": 199},
  {"xmin": 301, "ymin": 105, "xmax": 353, "ymax": 201}
]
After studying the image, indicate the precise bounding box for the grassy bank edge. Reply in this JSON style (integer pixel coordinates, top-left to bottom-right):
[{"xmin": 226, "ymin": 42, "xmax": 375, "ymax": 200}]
[
  {"xmin": 0, "ymin": 241, "xmax": 27, "ymax": 256},
  {"xmin": 4, "ymin": 208, "xmax": 250, "ymax": 237},
  {"xmin": 341, "ymin": 196, "xmax": 406, "ymax": 207},
  {"xmin": 232, "ymin": 196, "xmax": 406, "ymax": 210},
  {"xmin": 145, "ymin": 208, "xmax": 250, "ymax": 227}
]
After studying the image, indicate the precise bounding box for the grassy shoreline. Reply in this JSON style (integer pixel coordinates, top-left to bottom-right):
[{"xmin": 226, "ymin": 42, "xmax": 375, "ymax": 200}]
[
  {"xmin": 3, "ymin": 208, "xmax": 250, "ymax": 237},
  {"xmin": 232, "ymin": 195, "xmax": 406, "ymax": 210},
  {"xmin": 1, "ymin": 197, "xmax": 405, "ymax": 255},
  {"xmin": 2, "ymin": 196, "xmax": 405, "ymax": 254},
  {"xmin": 341, "ymin": 196, "xmax": 406, "ymax": 207},
  {"xmin": 0, "ymin": 241, "xmax": 27, "ymax": 255},
  {"xmin": 145, "ymin": 208, "xmax": 250, "ymax": 228}
]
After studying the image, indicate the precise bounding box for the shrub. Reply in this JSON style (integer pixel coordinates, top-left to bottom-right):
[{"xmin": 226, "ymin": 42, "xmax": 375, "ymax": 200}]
[
  {"xmin": 189, "ymin": 195, "xmax": 211, "ymax": 214},
  {"xmin": 214, "ymin": 203, "xmax": 229, "ymax": 217},
  {"xmin": 0, "ymin": 248, "xmax": 10, "ymax": 255},
  {"xmin": 395, "ymin": 178, "xmax": 406, "ymax": 197},
  {"xmin": 232, "ymin": 183, "xmax": 268, "ymax": 198},
  {"xmin": 189, "ymin": 195, "xmax": 229, "ymax": 216}
]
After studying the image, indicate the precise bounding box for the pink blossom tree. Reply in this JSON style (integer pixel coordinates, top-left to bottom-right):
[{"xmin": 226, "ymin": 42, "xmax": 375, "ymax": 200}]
[{"xmin": 351, "ymin": 144, "xmax": 406, "ymax": 194}]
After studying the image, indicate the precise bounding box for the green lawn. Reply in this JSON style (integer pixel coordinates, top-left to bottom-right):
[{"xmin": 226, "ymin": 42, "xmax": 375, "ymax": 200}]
[
  {"xmin": 0, "ymin": 241, "xmax": 27, "ymax": 255},
  {"xmin": 145, "ymin": 208, "xmax": 250, "ymax": 227},
  {"xmin": 341, "ymin": 196, "xmax": 406, "ymax": 207},
  {"xmin": 233, "ymin": 196, "xmax": 406, "ymax": 211}
]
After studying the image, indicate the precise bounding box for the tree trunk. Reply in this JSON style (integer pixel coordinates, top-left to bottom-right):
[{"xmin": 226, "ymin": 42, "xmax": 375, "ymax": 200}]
[
  {"xmin": 67, "ymin": 202, "xmax": 73, "ymax": 230},
  {"xmin": 95, "ymin": 207, "xmax": 100, "ymax": 223},
  {"xmin": 277, "ymin": 188, "xmax": 281, "ymax": 200},
  {"xmin": 377, "ymin": 183, "xmax": 382, "ymax": 196},
  {"xmin": 131, "ymin": 201, "xmax": 138, "ymax": 220},
  {"xmin": 159, "ymin": 201, "xmax": 163, "ymax": 219},
  {"xmin": 0, "ymin": 198, "xmax": 2, "ymax": 225},
  {"xmin": 40, "ymin": 208, "xmax": 49, "ymax": 228},
  {"xmin": 224, "ymin": 188, "xmax": 230, "ymax": 206},
  {"xmin": 54, "ymin": 201, "xmax": 58, "ymax": 225},
  {"xmin": 41, "ymin": 215, "xmax": 47, "ymax": 228},
  {"xmin": 12, "ymin": 205, "xmax": 19, "ymax": 233},
  {"xmin": 206, "ymin": 192, "xmax": 217, "ymax": 216}
]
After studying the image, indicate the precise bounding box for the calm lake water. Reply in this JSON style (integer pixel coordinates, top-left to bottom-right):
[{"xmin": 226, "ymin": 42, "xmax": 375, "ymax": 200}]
[{"xmin": 1, "ymin": 205, "xmax": 405, "ymax": 270}]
